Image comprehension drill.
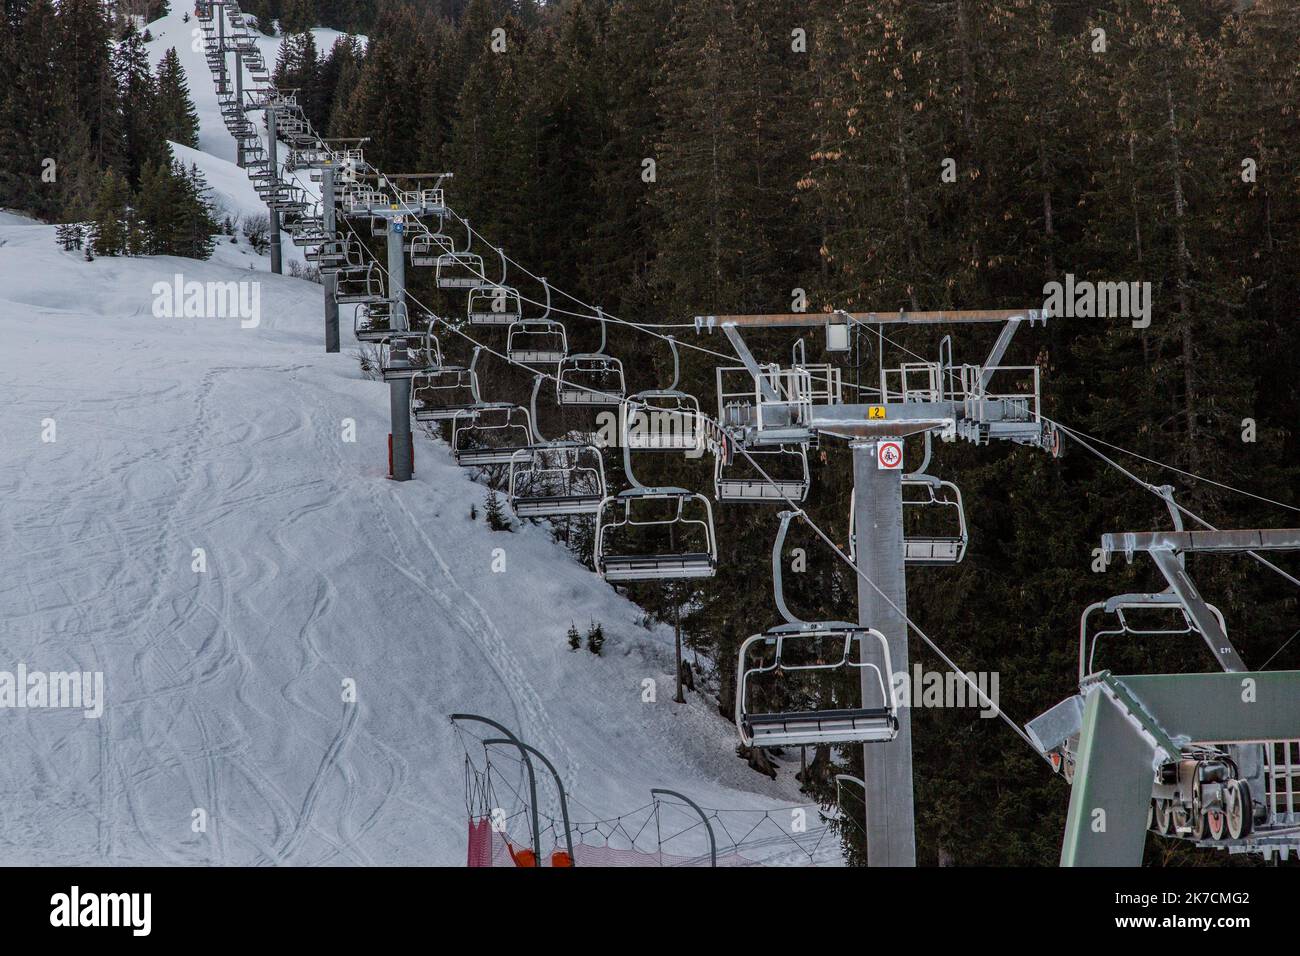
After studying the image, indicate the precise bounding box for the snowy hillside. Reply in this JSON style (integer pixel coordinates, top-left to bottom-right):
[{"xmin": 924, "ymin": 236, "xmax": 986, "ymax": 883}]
[
  {"xmin": 0, "ymin": 8, "xmax": 821, "ymax": 866},
  {"xmin": 143, "ymin": 15, "xmax": 356, "ymax": 168}
]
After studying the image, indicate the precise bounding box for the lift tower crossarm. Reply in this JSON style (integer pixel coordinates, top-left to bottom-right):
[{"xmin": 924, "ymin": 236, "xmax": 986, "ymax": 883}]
[
  {"xmin": 696, "ymin": 308, "xmax": 1042, "ymax": 328},
  {"xmin": 1102, "ymin": 529, "xmax": 1300, "ymax": 557}
]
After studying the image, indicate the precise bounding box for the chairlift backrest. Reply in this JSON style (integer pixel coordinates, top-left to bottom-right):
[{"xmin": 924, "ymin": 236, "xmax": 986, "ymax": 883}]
[
  {"xmin": 714, "ymin": 444, "xmax": 810, "ymax": 503},
  {"xmin": 508, "ymin": 442, "xmax": 607, "ymax": 518},
  {"xmin": 506, "ymin": 319, "xmax": 568, "ymax": 365},
  {"xmin": 452, "ymin": 403, "xmax": 534, "ymax": 466},
  {"xmin": 1078, "ymin": 592, "xmax": 1228, "ymax": 683},
  {"xmin": 410, "ymin": 349, "xmax": 484, "ymax": 421}
]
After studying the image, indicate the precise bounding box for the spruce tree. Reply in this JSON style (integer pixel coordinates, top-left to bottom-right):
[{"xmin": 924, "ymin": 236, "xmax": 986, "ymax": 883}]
[
  {"xmin": 566, "ymin": 623, "xmax": 581, "ymax": 651},
  {"xmin": 88, "ymin": 167, "xmax": 129, "ymax": 256},
  {"xmin": 56, "ymin": 0, "xmax": 121, "ymax": 173},
  {"xmin": 585, "ymin": 621, "xmax": 604, "ymax": 656},
  {"xmin": 176, "ymin": 161, "xmax": 217, "ymax": 259},
  {"xmin": 154, "ymin": 48, "xmax": 200, "ymax": 148},
  {"xmin": 484, "ymin": 488, "xmax": 510, "ymax": 532},
  {"xmin": 279, "ymin": 0, "xmax": 315, "ymax": 34},
  {"xmin": 0, "ymin": 0, "xmax": 63, "ymax": 218},
  {"xmin": 113, "ymin": 20, "xmax": 164, "ymax": 187},
  {"xmin": 57, "ymin": 113, "xmax": 104, "ymax": 223}
]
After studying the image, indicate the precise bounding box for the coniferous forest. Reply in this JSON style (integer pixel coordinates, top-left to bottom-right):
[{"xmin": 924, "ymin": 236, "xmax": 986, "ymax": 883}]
[{"xmin": 3, "ymin": 0, "xmax": 1298, "ymax": 867}]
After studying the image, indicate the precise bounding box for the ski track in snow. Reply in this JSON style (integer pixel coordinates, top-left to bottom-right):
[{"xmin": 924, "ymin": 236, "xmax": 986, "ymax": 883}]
[{"xmin": 0, "ymin": 8, "xmax": 831, "ymax": 867}]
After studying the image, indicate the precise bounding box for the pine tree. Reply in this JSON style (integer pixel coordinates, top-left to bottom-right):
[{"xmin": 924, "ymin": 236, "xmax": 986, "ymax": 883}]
[
  {"xmin": 56, "ymin": 0, "xmax": 121, "ymax": 174},
  {"xmin": 88, "ymin": 167, "xmax": 129, "ymax": 256},
  {"xmin": 323, "ymin": 35, "xmax": 365, "ymax": 138},
  {"xmin": 318, "ymin": 34, "xmax": 363, "ymax": 132},
  {"xmin": 154, "ymin": 48, "xmax": 200, "ymax": 148},
  {"xmin": 330, "ymin": 4, "xmax": 430, "ymax": 170},
  {"xmin": 0, "ymin": 0, "xmax": 63, "ymax": 218},
  {"xmin": 279, "ymin": 0, "xmax": 315, "ymax": 35},
  {"xmin": 57, "ymin": 113, "xmax": 104, "ymax": 223},
  {"xmin": 566, "ymin": 623, "xmax": 581, "ymax": 651},
  {"xmin": 275, "ymin": 29, "xmax": 323, "ymax": 128},
  {"xmin": 585, "ymin": 621, "xmax": 604, "ymax": 656},
  {"xmin": 135, "ymin": 160, "xmax": 178, "ymax": 254},
  {"xmin": 484, "ymin": 488, "xmax": 510, "ymax": 531},
  {"xmin": 176, "ymin": 161, "xmax": 218, "ymax": 259},
  {"xmin": 113, "ymin": 20, "xmax": 164, "ymax": 187}
]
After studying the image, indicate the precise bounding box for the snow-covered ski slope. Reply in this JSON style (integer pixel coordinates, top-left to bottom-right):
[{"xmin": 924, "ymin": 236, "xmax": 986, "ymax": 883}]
[{"xmin": 0, "ymin": 10, "xmax": 823, "ymax": 866}]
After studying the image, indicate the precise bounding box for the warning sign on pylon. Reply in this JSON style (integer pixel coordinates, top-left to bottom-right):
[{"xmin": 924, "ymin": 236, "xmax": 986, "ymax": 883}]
[{"xmin": 877, "ymin": 440, "xmax": 903, "ymax": 470}]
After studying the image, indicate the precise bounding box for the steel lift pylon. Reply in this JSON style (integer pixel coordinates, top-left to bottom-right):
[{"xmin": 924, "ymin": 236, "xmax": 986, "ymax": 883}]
[{"xmin": 701, "ymin": 307, "xmax": 1056, "ymax": 867}]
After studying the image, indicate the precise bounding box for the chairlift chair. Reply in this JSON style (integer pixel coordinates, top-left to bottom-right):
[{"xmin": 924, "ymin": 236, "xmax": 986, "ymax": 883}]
[
  {"xmin": 334, "ymin": 263, "xmax": 385, "ymax": 305},
  {"xmin": 435, "ymin": 218, "xmax": 486, "ymax": 289},
  {"xmin": 899, "ymin": 476, "xmax": 968, "ymax": 564},
  {"xmin": 735, "ymin": 511, "xmax": 899, "ymax": 749},
  {"xmin": 507, "ymin": 321, "xmax": 568, "ymax": 367},
  {"xmin": 847, "ymin": 476, "xmax": 968, "ymax": 565},
  {"xmin": 452, "ymin": 403, "xmax": 535, "ymax": 467},
  {"xmin": 437, "ymin": 251, "xmax": 486, "ymax": 290},
  {"xmin": 266, "ymin": 185, "xmax": 308, "ymax": 213},
  {"xmin": 467, "ymin": 285, "xmax": 523, "ymax": 324},
  {"xmin": 625, "ymin": 336, "xmax": 704, "ymax": 453},
  {"xmin": 596, "ymin": 490, "xmax": 717, "ymax": 581},
  {"xmin": 557, "ymin": 357, "xmax": 626, "ymax": 407},
  {"xmin": 381, "ymin": 329, "xmax": 441, "ymax": 382},
  {"xmin": 846, "ymin": 433, "xmax": 968, "ymax": 565},
  {"xmin": 290, "ymin": 216, "xmax": 327, "ymax": 247},
  {"xmin": 409, "ymin": 230, "xmax": 454, "ymax": 267},
  {"xmin": 509, "ymin": 445, "xmax": 607, "ymax": 517},
  {"xmin": 556, "ymin": 308, "xmax": 626, "ymax": 406},
  {"xmin": 507, "ymin": 376, "xmax": 607, "ymax": 517},
  {"xmin": 353, "ymin": 301, "xmax": 402, "ymax": 343},
  {"xmin": 1079, "ymin": 591, "xmax": 1229, "ymax": 684},
  {"xmin": 410, "ymin": 348, "xmax": 485, "ymax": 422},
  {"xmin": 504, "ymin": 281, "xmax": 565, "ymax": 364},
  {"xmin": 714, "ymin": 443, "xmax": 810, "ymax": 503},
  {"xmin": 311, "ymin": 239, "xmax": 360, "ymax": 274},
  {"xmin": 466, "ymin": 248, "xmax": 522, "ymax": 324},
  {"xmin": 593, "ymin": 440, "xmax": 716, "ymax": 582}
]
